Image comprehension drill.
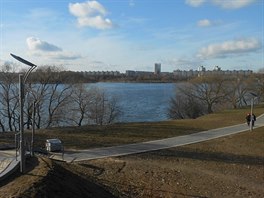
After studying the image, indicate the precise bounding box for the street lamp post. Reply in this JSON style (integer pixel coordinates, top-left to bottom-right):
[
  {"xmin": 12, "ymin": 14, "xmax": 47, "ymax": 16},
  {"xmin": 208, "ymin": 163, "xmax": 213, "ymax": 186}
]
[
  {"xmin": 31, "ymin": 101, "xmax": 37, "ymax": 157},
  {"xmin": 10, "ymin": 53, "xmax": 37, "ymax": 173},
  {"xmin": 250, "ymin": 92, "xmax": 258, "ymax": 131}
]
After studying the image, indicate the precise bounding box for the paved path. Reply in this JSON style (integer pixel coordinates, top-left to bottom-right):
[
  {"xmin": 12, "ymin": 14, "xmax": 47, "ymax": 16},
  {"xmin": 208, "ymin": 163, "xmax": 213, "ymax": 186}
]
[
  {"xmin": 1, "ymin": 114, "xmax": 263, "ymax": 180},
  {"xmin": 50, "ymin": 114, "xmax": 264, "ymax": 163},
  {"xmin": 0, "ymin": 150, "xmax": 15, "ymax": 172},
  {"xmin": 0, "ymin": 150, "xmax": 19, "ymax": 181}
]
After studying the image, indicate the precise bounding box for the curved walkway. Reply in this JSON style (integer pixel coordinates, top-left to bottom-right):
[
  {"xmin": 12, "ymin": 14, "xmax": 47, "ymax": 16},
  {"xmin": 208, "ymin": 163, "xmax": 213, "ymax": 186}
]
[
  {"xmin": 1, "ymin": 114, "xmax": 264, "ymax": 180},
  {"xmin": 50, "ymin": 114, "xmax": 264, "ymax": 163}
]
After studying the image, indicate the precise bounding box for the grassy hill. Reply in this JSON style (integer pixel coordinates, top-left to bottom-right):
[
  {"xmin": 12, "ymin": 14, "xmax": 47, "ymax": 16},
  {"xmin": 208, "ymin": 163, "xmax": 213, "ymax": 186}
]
[{"xmin": 0, "ymin": 105, "xmax": 263, "ymax": 197}]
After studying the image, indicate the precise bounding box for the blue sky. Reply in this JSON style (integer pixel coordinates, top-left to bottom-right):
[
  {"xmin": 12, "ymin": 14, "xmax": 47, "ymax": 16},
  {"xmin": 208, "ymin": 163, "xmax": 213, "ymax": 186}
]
[{"xmin": 0, "ymin": 0, "xmax": 263, "ymax": 72}]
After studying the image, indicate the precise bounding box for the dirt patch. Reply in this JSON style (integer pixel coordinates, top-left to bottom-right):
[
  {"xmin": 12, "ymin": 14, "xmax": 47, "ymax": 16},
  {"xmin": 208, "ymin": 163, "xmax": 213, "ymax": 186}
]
[
  {"xmin": 0, "ymin": 157, "xmax": 114, "ymax": 198},
  {"xmin": 66, "ymin": 127, "xmax": 264, "ymax": 198}
]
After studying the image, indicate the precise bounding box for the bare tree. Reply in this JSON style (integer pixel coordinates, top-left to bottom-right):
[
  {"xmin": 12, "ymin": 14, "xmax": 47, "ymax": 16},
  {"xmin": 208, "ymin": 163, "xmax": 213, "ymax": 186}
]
[
  {"xmin": 222, "ymin": 77, "xmax": 253, "ymax": 109},
  {"xmin": 181, "ymin": 76, "xmax": 230, "ymax": 113},
  {"xmin": 27, "ymin": 82, "xmax": 49, "ymax": 129},
  {"xmin": 70, "ymin": 84, "xmax": 93, "ymax": 126},
  {"xmin": 0, "ymin": 64, "xmax": 20, "ymax": 131},
  {"xmin": 0, "ymin": 64, "xmax": 124, "ymax": 130},
  {"xmin": 256, "ymin": 74, "xmax": 264, "ymax": 102},
  {"xmin": 88, "ymin": 88, "xmax": 122, "ymax": 125},
  {"xmin": 168, "ymin": 76, "xmax": 230, "ymax": 119},
  {"xmin": 168, "ymin": 91, "xmax": 206, "ymax": 119},
  {"xmin": 26, "ymin": 66, "xmax": 72, "ymax": 128},
  {"xmin": 88, "ymin": 89, "xmax": 106, "ymax": 125},
  {"xmin": 105, "ymin": 96, "xmax": 122, "ymax": 124},
  {"xmin": 168, "ymin": 74, "xmax": 264, "ymax": 120},
  {"xmin": 27, "ymin": 66, "xmax": 58, "ymax": 129},
  {"xmin": 168, "ymin": 95, "xmax": 185, "ymax": 119},
  {"xmin": 45, "ymin": 83, "xmax": 72, "ymax": 128}
]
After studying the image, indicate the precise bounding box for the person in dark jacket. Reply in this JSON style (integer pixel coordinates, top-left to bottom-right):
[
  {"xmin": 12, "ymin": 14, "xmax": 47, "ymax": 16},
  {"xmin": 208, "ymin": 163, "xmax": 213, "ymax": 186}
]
[{"xmin": 246, "ymin": 113, "xmax": 256, "ymax": 126}]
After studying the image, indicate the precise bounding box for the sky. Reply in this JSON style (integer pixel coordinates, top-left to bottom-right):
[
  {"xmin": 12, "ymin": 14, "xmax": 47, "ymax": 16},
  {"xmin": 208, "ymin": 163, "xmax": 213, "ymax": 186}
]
[{"xmin": 0, "ymin": 0, "xmax": 263, "ymax": 73}]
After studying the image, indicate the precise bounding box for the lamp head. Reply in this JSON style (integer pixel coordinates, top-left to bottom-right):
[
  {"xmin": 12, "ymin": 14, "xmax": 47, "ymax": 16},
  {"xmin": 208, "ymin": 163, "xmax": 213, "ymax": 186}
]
[{"xmin": 10, "ymin": 53, "xmax": 36, "ymax": 67}]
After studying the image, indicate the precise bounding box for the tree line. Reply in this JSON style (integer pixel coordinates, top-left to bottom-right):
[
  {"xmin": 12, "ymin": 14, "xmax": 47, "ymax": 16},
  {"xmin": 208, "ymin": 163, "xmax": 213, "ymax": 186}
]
[
  {"xmin": 168, "ymin": 74, "xmax": 264, "ymax": 119},
  {"xmin": 0, "ymin": 64, "xmax": 193, "ymax": 84},
  {"xmin": 0, "ymin": 65, "xmax": 122, "ymax": 132}
]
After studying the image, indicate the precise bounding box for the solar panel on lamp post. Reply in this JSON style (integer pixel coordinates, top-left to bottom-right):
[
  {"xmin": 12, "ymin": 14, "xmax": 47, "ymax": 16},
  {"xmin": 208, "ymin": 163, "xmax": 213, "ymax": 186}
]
[{"xmin": 10, "ymin": 53, "xmax": 37, "ymax": 173}]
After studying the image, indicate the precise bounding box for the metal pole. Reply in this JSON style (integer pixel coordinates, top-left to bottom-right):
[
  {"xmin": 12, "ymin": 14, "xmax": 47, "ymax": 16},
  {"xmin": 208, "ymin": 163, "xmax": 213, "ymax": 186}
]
[
  {"xmin": 250, "ymin": 97, "xmax": 254, "ymax": 131},
  {"xmin": 19, "ymin": 74, "xmax": 25, "ymax": 173},
  {"xmin": 11, "ymin": 53, "xmax": 37, "ymax": 174},
  {"xmin": 31, "ymin": 101, "xmax": 36, "ymax": 156},
  {"xmin": 15, "ymin": 133, "xmax": 17, "ymax": 161},
  {"xmin": 249, "ymin": 92, "xmax": 258, "ymax": 131}
]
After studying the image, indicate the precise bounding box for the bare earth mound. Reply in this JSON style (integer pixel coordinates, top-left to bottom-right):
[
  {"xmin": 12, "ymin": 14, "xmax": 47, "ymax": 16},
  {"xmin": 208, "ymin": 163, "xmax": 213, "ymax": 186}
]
[
  {"xmin": 0, "ymin": 127, "xmax": 263, "ymax": 197},
  {"xmin": 0, "ymin": 157, "xmax": 114, "ymax": 198}
]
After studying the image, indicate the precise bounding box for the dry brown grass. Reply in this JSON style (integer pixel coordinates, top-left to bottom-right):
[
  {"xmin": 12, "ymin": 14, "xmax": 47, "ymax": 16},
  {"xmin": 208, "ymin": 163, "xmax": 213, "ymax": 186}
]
[{"xmin": 1, "ymin": 104, "xmax": 263, "ymax": 150}]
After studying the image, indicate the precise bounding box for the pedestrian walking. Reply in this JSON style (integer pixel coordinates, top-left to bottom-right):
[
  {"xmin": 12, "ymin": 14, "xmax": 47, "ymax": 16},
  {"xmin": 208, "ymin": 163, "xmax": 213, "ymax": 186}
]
[
  {"xmin": 252, "ymin": 113, "xmax": 256, "ymax": 127},
  {"xmin": 246, "ymin": 113, "xmax": 251, "ymax": 126},
  {"xmin": 246, "ymin": 113, "xmax": 256, "ymax": 127}
]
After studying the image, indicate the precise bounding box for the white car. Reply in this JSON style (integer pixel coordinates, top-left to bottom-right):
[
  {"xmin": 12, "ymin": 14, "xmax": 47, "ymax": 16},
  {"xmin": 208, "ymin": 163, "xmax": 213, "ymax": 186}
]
[{"xmin": 46, "ymin": 139, "xmax": 62, "ymax": 152}]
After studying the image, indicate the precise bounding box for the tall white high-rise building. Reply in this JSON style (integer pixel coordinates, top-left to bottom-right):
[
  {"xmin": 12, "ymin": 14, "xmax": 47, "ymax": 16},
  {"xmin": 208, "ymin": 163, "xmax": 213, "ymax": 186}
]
[{"xmin": 154, "ymin": 63, "xmax": 161, "ymax": 74}]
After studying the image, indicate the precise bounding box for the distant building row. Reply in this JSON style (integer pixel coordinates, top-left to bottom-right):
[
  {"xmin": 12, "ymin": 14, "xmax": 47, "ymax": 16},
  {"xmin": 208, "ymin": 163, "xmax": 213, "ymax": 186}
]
[
  {"xmin": 83, "ymin": 71, "xmax": 121, "ymax": 76},
  {"xmin": 125, "ymin": 63, "xmax": 162, "ymax": 76},
  {"xmin": 125, "ymin": 64, "xmax": 253, "ymax": 77},
  {"xmin": 82, "ymin": 64, "xmax": 253, "ymax": 78},
  {"xmin": 174, "ymin": 66, "xmax": 253, "ymax": 77}
]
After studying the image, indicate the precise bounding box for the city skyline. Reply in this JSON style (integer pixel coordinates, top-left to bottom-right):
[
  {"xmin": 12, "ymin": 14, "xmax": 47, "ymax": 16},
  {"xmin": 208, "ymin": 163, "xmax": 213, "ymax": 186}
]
[
  {"xmin": 70, "ymin": 63, "xmax": 254, "ymax": 75},
  {"xmin": 0, "ymin": 0, "xmax": 263, "ymax": 72}
]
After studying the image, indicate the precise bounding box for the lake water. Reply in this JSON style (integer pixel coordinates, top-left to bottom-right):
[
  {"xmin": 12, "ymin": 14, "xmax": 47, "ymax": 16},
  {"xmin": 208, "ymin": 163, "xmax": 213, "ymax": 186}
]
[{"xmin": 92, "ymin": 83, "xmax": 177, "ymax": 123}]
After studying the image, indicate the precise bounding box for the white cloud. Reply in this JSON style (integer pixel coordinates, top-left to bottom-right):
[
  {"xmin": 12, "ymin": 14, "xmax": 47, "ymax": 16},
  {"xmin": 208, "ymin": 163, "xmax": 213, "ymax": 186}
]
[
  {"xmin": 69, "ymin": 1, "xmax": 114, "ymax": 30},
  {"xmin": 197, "ymin": 19, "xmax": 212, "ymax": 27},
  {"xmin": 77, "ymin": 15, "xmax": 113, "ymax": 29},
  {"xmin": 26, "ymin": 37, "xmax": 62, "ymax": 52},
  {"xmin": 212, "ymin": 0, "xmax": 256, "ymax": 9},
  {"xmin": 48, "ymin": 52, "xmax": 81, "ymax": 60},
  {"xmin": 197, "ymin": 38, "xmax": 262, "ymax": 59},
  {"xmin": 69, "ymin": 1, "xmax": 106, "ymax": 17},
  {"xmin": 185, "ymin": 0, "xmax": 206, "ymax": 7},
  {"xmin": 26, "ymin": 37, "xmax": 81, "ymax": 61},
  {"xmin": 161, "ymin": 57, "xmax": 203, "ymax": 70},
  {"xmin": 197, "ymin": 19, "xmax": 222, "ymax": 27},
  {"xmin": 186, "ymin": 0, "xmax": 256, "ymax": 9}
]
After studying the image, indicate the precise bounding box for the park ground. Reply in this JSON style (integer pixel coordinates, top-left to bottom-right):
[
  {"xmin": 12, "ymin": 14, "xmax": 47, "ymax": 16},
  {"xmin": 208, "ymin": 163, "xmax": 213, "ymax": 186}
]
[{"xmin": 0, "ymin": 106, "xmax": 263, "ymax": 197}]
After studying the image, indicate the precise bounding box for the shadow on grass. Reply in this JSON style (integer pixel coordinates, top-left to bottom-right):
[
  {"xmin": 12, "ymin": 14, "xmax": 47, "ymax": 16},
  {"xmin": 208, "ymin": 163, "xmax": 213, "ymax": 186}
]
[
  {"xmin": 134, "ymin": 148, "xmax": 264, "ymax": 166},
  {"xmin": 0, "ymin": 168, "xmax": 21, "ymax": 188},
  {"xmin": 20, "ymin": 161, "xmax": 116, "ymax": 198},
  {"xmin": 25, "ymin": 156, "xmax": 40, "ymax": 172}
]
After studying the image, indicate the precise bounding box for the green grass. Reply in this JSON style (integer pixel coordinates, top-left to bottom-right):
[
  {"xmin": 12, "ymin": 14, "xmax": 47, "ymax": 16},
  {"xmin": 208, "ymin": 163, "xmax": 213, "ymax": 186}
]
[{"xmin": 1, "ymin": 104, "xmax": 263, "ymax": 150}]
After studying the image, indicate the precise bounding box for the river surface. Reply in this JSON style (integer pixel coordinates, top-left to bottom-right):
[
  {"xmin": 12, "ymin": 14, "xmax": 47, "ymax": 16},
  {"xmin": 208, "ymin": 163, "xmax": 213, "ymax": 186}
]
[{"xmin": 90, "ymin": 83, "xmax": 177, "ymax": 123}]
